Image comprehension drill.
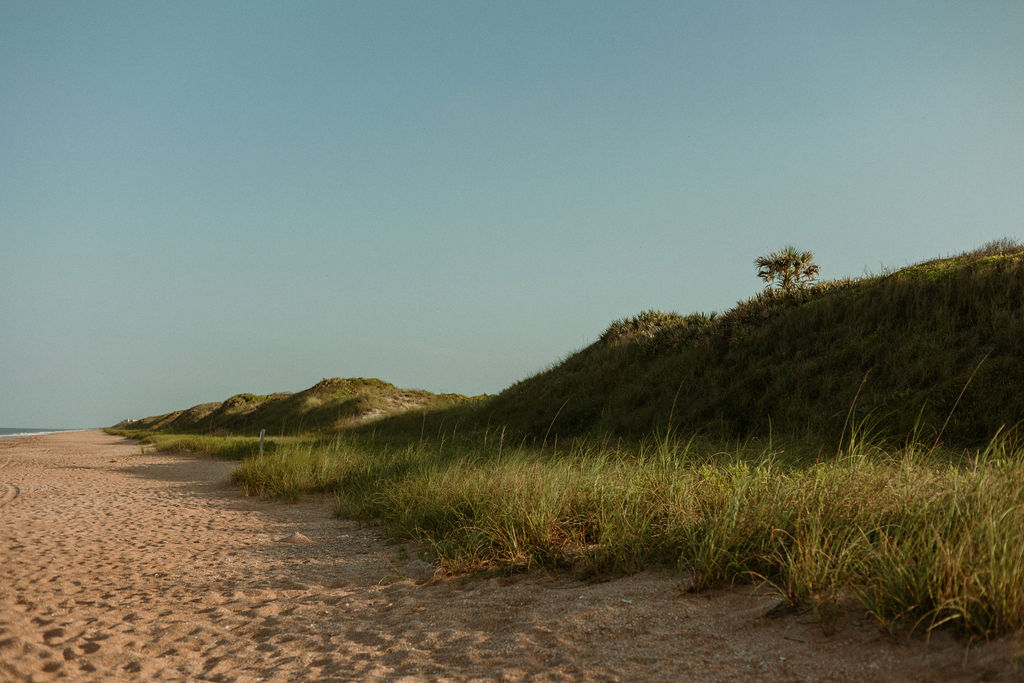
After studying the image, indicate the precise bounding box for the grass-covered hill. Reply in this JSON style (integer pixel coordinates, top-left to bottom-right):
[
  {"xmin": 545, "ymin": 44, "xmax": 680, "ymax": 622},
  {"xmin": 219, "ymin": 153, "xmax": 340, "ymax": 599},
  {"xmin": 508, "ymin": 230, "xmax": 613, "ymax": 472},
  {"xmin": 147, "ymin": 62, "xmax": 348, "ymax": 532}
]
[
  {"xmin": 375, "ymin": 240, "xmax": 1024, "ymax": 447},
  {"xmin": 119, "ymin": 241, "xmax": 1024, "ymax": 448},
  {"xmin": 114, "ymin": 377, "xmax": 470, "ymax": 436}
]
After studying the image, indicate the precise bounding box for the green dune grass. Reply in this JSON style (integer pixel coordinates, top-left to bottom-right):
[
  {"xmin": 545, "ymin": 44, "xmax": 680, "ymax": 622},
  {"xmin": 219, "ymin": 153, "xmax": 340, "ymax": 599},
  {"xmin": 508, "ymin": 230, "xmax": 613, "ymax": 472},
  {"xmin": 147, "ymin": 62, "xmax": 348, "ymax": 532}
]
[{"xmin": 226, "ymin": 427, "xmax": 1024, "ymax": 639}]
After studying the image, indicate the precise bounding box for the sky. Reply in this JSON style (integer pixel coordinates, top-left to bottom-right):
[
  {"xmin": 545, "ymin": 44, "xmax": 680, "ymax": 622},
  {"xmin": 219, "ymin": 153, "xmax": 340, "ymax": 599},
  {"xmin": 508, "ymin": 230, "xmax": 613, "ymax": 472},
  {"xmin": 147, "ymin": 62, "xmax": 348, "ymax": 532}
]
[{"xmin": 2, "ymin": 1, "xmax": 1022, "ymax": 428}]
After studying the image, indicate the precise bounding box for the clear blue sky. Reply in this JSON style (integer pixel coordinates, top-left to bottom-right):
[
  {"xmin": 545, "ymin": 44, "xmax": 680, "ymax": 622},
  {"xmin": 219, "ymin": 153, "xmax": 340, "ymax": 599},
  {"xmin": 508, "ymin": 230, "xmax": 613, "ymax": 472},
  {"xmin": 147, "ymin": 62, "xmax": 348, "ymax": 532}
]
[{"xmin": 2, "ymin": 1, "xmax": 1022, "ymax": 428}]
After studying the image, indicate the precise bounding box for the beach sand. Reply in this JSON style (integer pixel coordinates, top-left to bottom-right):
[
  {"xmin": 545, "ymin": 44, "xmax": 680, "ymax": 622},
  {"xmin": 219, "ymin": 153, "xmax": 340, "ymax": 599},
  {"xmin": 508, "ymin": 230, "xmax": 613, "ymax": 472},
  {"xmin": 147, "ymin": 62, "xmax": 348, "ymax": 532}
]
[{"xmin": 0, "ymin": 430, "xmax": 1020, "ymax": 681}]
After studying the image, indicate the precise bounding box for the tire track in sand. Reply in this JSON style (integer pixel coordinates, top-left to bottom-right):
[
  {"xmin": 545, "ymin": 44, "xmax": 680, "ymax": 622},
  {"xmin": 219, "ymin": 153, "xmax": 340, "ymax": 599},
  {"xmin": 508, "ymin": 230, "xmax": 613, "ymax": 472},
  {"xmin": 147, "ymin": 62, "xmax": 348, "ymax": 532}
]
[
  {"xmin": 0, "ymin": 482, "xmax": 19, "ymax": 507},
  {"xmin": 0, "ymin": 457, "xmax": 18, "ymax": 508}
]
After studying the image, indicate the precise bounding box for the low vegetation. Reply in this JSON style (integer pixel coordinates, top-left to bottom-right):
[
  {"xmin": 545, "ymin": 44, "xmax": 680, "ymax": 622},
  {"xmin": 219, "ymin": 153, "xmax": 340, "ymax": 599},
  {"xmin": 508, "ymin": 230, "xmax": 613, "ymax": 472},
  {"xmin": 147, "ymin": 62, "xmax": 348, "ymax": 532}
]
[
  {"xmin": 227, "ymin": 427, "xmax": 1024, "ymax": 639},
  {"xmin": 111, "ymin": 239, "xmax": 1024, "ymax": 640},
  {"xmin": 111, "ymin": 432, "xmax": 293, "ymax": 460}
]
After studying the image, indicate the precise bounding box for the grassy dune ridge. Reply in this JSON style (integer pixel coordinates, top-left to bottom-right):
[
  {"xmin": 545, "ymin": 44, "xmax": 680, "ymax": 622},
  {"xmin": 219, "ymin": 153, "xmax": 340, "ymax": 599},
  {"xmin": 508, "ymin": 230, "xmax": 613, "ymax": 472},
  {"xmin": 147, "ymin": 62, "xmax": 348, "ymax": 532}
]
[
  {"xmin": 111, "ymin": 241, "xmax": 1024, "ymax": 639},
  {"xmin": 403, "ymin": 241, "xmax": 1024, "ymax": 445},
  {"xmin": 115, "ymin": 377, "xmax": 473, "ymax": 436}
]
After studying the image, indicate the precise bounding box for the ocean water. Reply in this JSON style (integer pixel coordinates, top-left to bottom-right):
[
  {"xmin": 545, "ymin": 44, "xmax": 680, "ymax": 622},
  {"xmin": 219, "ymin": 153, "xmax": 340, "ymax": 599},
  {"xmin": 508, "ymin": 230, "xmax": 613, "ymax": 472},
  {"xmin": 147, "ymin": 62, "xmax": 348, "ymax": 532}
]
[{"xmin": 0, "ymin": 428, "xmax": 83, "ymax": 439}]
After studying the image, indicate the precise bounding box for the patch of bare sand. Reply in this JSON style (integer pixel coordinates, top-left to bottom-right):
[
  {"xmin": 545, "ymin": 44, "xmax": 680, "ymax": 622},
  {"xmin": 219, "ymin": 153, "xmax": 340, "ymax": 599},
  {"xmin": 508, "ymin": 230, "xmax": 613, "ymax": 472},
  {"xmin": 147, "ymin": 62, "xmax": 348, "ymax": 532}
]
[{"xmin": 0, "ymin": 430, "xmax": 1020, "ymax": 681}]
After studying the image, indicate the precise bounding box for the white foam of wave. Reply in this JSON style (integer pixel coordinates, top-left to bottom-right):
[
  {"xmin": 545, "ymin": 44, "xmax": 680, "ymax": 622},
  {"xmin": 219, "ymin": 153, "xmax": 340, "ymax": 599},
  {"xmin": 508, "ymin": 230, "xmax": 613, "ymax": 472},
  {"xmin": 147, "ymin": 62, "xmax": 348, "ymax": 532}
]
[{"xmin": 0, "ymin": 429, "xmax": 87, "ymax": 439}]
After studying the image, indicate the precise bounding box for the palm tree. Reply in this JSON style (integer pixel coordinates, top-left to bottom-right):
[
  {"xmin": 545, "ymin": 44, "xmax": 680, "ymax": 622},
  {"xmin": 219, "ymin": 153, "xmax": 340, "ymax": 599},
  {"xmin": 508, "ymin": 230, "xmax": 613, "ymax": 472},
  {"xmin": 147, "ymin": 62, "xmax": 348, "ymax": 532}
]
[
  {"xmin": 790, "ymin": 248, "xmax": 820, "ymax": 289},
  {"xmin": 755, "ymin": 246, "xmax": 820, "ymax": 293}
]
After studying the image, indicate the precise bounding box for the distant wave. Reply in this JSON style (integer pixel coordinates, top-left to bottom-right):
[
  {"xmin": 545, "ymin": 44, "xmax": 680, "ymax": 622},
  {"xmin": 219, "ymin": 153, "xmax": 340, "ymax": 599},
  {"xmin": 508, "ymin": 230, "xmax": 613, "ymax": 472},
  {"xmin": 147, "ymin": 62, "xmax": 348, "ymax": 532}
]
[{"xmin": 0, "ymin": 428, "xmax": 85, "ymax": 439}]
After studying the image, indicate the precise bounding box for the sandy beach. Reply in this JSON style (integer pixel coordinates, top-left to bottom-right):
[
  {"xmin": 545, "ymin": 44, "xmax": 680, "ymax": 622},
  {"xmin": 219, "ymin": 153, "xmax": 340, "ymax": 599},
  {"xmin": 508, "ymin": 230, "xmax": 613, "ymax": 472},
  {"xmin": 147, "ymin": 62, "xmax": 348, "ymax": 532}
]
[{"xmin": 0, "ymin": 430, "xmax": 1020, "ymax": 681}]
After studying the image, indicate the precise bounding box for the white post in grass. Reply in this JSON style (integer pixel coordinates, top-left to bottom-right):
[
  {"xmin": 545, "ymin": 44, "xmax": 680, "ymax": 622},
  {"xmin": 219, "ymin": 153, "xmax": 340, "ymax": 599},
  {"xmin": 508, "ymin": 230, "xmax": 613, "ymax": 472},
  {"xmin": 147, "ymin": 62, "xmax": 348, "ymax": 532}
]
[{"xmin": 259, "ymin": 429, "xmax": 265, "ymax": 457}]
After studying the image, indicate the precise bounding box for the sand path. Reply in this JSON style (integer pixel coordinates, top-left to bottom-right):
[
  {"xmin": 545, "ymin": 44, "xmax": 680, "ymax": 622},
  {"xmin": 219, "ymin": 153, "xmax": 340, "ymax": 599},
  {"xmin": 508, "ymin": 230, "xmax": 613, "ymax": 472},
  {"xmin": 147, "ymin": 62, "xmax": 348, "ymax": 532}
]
[{"xmin": 0, "ymin": 431, "xmax": 1019, "ymax": 681}]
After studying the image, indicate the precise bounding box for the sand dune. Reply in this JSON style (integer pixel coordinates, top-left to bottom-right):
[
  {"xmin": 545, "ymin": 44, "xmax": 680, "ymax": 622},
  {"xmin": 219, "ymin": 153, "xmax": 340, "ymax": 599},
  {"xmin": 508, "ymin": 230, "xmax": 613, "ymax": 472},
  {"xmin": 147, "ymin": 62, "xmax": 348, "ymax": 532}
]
[{"xmin": 0, "ymin": 431, "xmax": 1019, "ymax": 681}]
